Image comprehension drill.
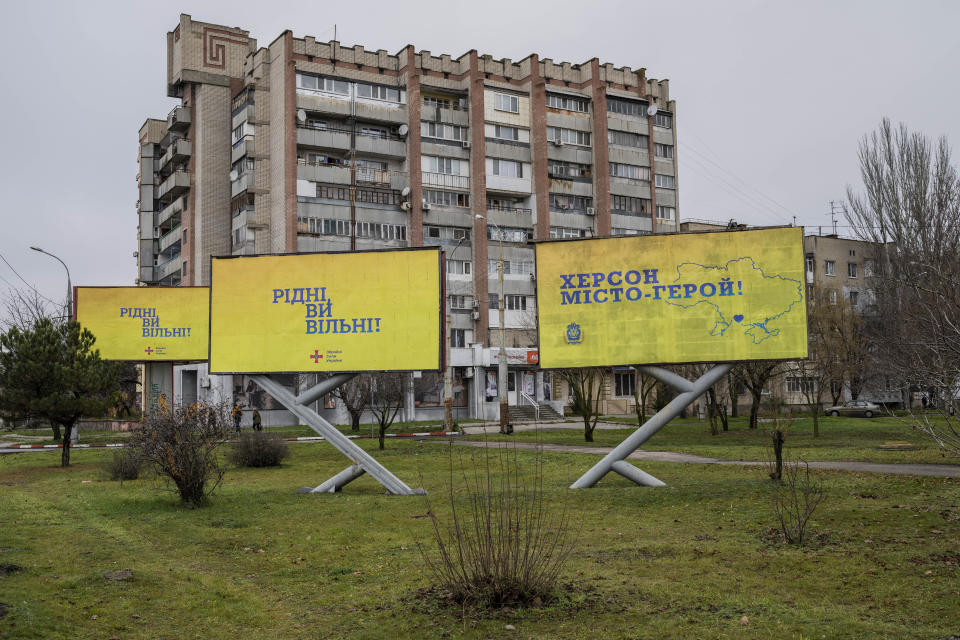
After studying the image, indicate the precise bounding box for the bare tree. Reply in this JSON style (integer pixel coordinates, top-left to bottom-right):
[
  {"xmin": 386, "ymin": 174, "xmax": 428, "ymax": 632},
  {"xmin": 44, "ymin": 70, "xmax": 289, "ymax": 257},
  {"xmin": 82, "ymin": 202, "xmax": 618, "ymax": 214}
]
[
  {"xmin": 333, "ymin": 374, "xmax": 372, "ymax": 431},
  {"xmin": 368, "ymin": 373, "xmax": 404, "ymax": 449},
  {"xmin": 559, "ymin": 368, "xmax": 603, "ymax": 442},
  {"xmin": 631, "ymin": 367, "xmax": 658, "ymax": 426},
  {"xmin": 846, "ymin": 118, "xmax": 960, "ymax": 455},
  {"xmin": 1, "ymin": 286, "xmax": 60, "ymax": 333},
  {"xmin": 740, "ymin": 361, "xmax": 788, "ymax": 429}
]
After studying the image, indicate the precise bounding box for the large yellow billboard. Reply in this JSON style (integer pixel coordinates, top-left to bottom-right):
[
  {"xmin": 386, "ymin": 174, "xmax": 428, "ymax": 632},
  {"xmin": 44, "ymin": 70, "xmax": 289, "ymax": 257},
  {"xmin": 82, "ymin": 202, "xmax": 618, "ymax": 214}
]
[
  {"xmin": 535, "ymin": 227, "xmax": 807, "ymax": 368},
  {"xmin": 74, "ymin": 287, "xmax": 209, "ymax": 361},
  {"xmin": 209, "ymin": 248, "xmax": 442, "ymax": 373}
]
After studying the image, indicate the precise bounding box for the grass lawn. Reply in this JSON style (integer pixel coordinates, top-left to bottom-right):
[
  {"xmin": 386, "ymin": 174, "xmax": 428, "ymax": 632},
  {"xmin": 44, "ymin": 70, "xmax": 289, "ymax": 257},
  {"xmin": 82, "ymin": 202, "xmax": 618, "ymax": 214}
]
[
  {"xmin": 476, "ymin": 415, "xmax": 959, "ymax": 465},
  {"xmin": 1, "ymin": 437, "xmax": 959, "ymax": 638}
]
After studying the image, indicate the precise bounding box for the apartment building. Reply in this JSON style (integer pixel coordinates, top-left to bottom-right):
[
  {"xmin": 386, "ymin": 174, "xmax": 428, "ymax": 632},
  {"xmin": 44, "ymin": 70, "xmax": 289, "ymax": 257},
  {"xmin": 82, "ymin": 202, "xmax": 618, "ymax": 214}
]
[{"xmin": 136, "ymin": 14, "xmax": 680, "ymax": 421}]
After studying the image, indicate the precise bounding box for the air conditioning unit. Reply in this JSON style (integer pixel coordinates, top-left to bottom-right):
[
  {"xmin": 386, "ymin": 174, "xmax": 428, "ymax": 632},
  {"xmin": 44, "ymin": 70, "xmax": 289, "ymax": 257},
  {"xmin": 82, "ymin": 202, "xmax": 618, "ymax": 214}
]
[
  {"xmin": 132, "ymin": 251, "xmax": 138, "ymax": 258},
  {"xmin": 153, "ymin": 227, "xmax": 160, "ymax": 238},
  {"xmin": 471, "ymin": 311, "xmax": 480, "ymax": 320},
  {"xmin": 134, "ymin": 278, "xmax": 140, "ymax": 285},
  {"xmin": 472, "ymin": 300, "xmax": 480, "ymax": 309},
  {"xmin": 463, "ymin": 369, "xmax": 474, "ymax": 378},
  {"xmin": 530, "ymin": 273, "xmax": 536, "ymax": 281},
  {"xmin": 401, "ymin": 201, "xmax": 412, "ymax": 211},
  {"xmin": 461, "ymin": 140, "xmax": 470, "ymax": 148},
  {"xmin": 199, "ymin": 377, "xmax": 211, "ymax": 389},
  {"xmin": 552, "ymin": 139, "xmax": 564, "ymax": 147},
  {"xmin": 422, "ymin": 202, "xmax": 432, "ymax": 212},
  {"xmin": 586, "ymin": 207, "xmax": 596, "ymax": 216}
]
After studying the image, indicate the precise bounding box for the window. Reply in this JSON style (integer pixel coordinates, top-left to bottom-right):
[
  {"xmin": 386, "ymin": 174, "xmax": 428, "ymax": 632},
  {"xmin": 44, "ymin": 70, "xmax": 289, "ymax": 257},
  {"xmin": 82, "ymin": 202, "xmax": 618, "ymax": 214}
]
[
  {"xmin": 606, "ymin": 97, "xmax": 647, "ymax": 117},
  {"xmin": 505, "ymin": 295, "xmax": 527, "ymax": 311},
  {"xmin": 825, "ymin": 260, "xmax": 835, "ymax": 276},
  {"xmin": 425, "ymin": 225, "xmax": 471, "ymax": 242},
  {"xmin": 423, "ymin": 189, "xmax": 470, "ymax": 207},
  {"xmin": 848, "ymin": 262, "xmax": 858, "ymax": 278},
  {"xmin": 829, "ymin": 289, "xmax": 838, "ymax": 304},
  {"xmin": 424, "ymin": 156, "xmax": 466, "ymax": 175},
  {"xmin": 547, "ymin": 161, "xmax": 592, "ymax": 179},
  {"xmin": 805, "ymin": 257, "xmax": 814, "ymax": 274},
  {"xmin": 611, "ymin": 195, "xmax": 650, "ymax": 215},
  {"xmin": 360, "ymin": 126, "xmax": 388, "ymax": 139},
  {"xmin": 449, "ymin": 295, "xmax": 471, "ymax": 309},
  {"xmin": 451, "ymin": 329, "xmax": 467, "ymax": 348},
  {"xmin": 547, "ymin": 127, "xmax": 591, "ymax": 146},
  {"xmin": 549, "ymin": 193, "xmax": 593, "ymax": 212},
  {"xmin": 231, "ymin": 123, "xmax": 251, "ymax": 146},
  {"xmin": 447, "ymin": 259, "xmax": 472, "ymax": 275},
  {"xmin": 786, "ymin": 377, "xmax": 818, "ymax": 393},
  {"xmin": 489, "ymin": 294, "xmax": 499, "ymax": 310},
  {"xmin": 610, "ymin": 163, "xmax": 650, "ymax": 181},
  {"xmin": 355, "ymin": 222, "xmax": 407, "ymax": 240},
  {"xmin": 296, "ymin": 73, "xmax": 349, "ymax": 95},
  {"xmin": 849, "ymin": 290, "xmax": 859, "ymax": 306},
  {"xmin": 488, "ymin": 259, "xmax": 533, "ymax": 275},
  {"xmin": 546, "ymin": 93, "xmax": 589, "ymax": 113},
  {"xmin": 654, "ymin": 174, "xmax": 676, "ymax": 189},
  {"xmin": 493, "ymin": 92, "xmax": 519, "ymax": 113},
  {"xmin": 487, "ymin": 227, "xmax": 530, "ymax": 243},
  {"xmin": 549, "ymin": 226, "xmax": 587, "ymax": 238},
  {"xmin": 423, "ymin": 96, "xmax": 451, "ymax": 109},
  {"xmin": 608, "ymin": 130, "xmax": 648, "ymax": 148},
  {"xmin": 356, "ymin": 83, "xmax": 400, "ymax": 102},
  {"xmin": 421, "ymin": 122, "xmax": 467, "ymax": 141},
  {"xmin": 656, "ymin": 205, "xmax": 675, "ymax": 221},
  {"xmin": 849, "ymin": 249, "xmax": 856, "ymax": 257},
  {"xmin": 654, "ymin": 143, "xmax": 674, "ymax": 159},
  {"xmin": 653, "ymin": 112, "xmax": 673, "ymax": 128},
  {"xmin": 493, "ymin": 125, "xmax": 520, "ymax": 140},
  {"xmin": 614, "ymin": 372, "xmax": 635, "ymax": 397},
  {"xmin": 611, "ymin": 228, "xmax": 644, "ymax": 236},
  {"xmin": 490, "ymin": 158, "xmax": 523, "ymax": 178}
]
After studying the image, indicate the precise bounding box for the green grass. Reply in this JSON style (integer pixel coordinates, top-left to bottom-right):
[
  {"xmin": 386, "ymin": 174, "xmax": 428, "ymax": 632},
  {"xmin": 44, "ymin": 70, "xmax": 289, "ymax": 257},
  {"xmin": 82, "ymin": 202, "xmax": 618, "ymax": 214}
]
[
  {"xmin": 473, "ymin": 415, "xmax": 958, "ymax": 465},
  {"xmin": 1, "ymin": 437, "xmax": 959, "ymax": 638}
]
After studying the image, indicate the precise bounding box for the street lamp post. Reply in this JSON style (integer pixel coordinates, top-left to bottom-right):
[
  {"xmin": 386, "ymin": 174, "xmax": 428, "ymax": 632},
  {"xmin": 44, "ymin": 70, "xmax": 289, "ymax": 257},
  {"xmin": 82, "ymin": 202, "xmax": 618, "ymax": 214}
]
[
  {"xmin": 443, "ymin": 237, "xmax": 466, "ymax": 432},
  {"xmin": 475, "ymin": 214, "xmax": 510, "ymax": 433},
  {"xmin": 30, "ymin": 246, "xmax": 72, "ymax": 320}
]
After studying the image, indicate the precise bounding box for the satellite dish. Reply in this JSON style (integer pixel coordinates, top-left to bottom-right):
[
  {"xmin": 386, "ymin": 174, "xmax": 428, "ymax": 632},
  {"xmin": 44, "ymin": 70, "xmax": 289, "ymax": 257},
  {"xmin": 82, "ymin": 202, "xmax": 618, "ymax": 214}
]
[
  {"xmin": 297, "ymin": 109, "xmax": 307, "ymax": 122},
  {"xmin": 646, "ymin": 103, "xmax": 658, "ymax": 117},
  {"xmin": 229, "ymin": 169, "xmax": 238, "ymax": 181},
  {"xmin": 401, "ymin": 186, "xmax": 411, "ymax": 198},
  {"xmin": 397, "ymin": 124, "xmax": 409, "ymax": 136}
]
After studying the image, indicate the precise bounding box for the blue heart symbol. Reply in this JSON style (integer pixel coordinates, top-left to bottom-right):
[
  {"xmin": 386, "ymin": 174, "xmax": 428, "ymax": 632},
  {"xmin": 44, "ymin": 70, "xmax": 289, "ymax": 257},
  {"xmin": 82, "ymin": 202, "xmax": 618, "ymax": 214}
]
[{"xmin": 733, "ymin": 314, "xmax": 744, "ymax": 323}]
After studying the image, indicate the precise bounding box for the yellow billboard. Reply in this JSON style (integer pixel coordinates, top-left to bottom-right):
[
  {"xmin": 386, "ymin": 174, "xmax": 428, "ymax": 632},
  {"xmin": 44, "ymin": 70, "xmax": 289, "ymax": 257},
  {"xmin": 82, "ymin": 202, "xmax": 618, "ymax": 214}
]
[
  {"xmin": 209, "ymin": 248, "xmax": 442, "ymax": 373},
  {"xmin": 74, "ymin": 287, "xmax": 209, "ymax": 361},
  {"xmin": 535, "ymin": 227, "xmax": 807, "ymax": 368}
]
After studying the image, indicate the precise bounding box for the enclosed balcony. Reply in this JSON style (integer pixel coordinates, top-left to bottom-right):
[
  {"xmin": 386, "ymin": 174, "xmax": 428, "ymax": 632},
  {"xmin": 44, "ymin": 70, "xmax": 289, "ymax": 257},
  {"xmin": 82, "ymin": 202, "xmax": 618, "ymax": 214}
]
[{"xmin": 158, "ymin": 170, "xmax": 190, "ymax": 203}]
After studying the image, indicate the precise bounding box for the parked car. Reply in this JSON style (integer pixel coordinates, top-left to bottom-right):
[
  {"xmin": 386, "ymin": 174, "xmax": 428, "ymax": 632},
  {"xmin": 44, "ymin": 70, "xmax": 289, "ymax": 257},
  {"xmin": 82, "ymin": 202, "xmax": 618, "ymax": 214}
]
[{"xmin": 824, "ymin": 400, "xmax": 881, "ymax": 418}]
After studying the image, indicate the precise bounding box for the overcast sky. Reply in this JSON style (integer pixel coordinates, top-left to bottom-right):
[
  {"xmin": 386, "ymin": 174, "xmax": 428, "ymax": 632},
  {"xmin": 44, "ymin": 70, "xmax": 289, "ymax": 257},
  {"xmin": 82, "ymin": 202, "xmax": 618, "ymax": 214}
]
[{"xmin": 1, "ymin": 0, "xmax": 958, "ymax": 312}]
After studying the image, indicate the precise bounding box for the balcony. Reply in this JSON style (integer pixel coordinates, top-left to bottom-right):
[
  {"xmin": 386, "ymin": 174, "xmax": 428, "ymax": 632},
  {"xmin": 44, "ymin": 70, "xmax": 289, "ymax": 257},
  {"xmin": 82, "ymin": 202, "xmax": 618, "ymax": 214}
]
[
  {"xmin": 231, "ymin": 172, "xmax": 252, "ymax": 199},
  {"xmin": 167, "ymin": 106, "xmax": 191, "ymax": 132},
  {"xmin": 157, "ymin": 196, "xmax": 184, "ymax": 228},
  {"xmin": 158, "ymin": 170, "xmax": 190, "ymax": 203},
  {"xmin": 155, "ymin": 255, "xmax": 182, "ymax": 283},
  {"xmin": 296, "ymin": 122, "xmax": 406, "ymax": 158},
  {"xmin": 422, "ymin": 172, "xmax": 470, "ymax": 190},
  {"xmin": 158, "ymin": 224, "xmax": 182, "ymax": 254},
  {"xmin": 231, "ymin": 136, "xmax": 254, "ymax": 164},
  {"xmin": 485, "ymin": 174, "xmax": 531, "ymax": 194},
  {"xmin": 296, "ymin": 125, "xmax": 351, "ymax": 150},
  {"xmin": 158, "ymin": 138, "xmax": 191, "ymax": 174},
  {"xmin": 487, "ymin": 203, "xmax": 532, "ymax": 216}
]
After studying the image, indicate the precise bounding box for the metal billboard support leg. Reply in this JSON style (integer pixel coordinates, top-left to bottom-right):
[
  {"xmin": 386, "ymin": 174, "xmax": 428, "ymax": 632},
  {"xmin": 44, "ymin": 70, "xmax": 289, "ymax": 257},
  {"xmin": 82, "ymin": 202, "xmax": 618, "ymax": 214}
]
[
  {"xmin": 570, "ymin": 363, "xmax": 733, "ymax": 489},
  {"xmin": 250, "ymin": 375, "xmax": 425, "ymax": 496}
]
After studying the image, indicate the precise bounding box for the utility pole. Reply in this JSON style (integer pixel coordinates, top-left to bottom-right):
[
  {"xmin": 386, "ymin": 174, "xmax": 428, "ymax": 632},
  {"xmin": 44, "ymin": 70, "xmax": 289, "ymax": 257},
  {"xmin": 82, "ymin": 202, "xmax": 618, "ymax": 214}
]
[{"xmin": 828, "ymin": 200, "xmax": 841, "ymax": 236}]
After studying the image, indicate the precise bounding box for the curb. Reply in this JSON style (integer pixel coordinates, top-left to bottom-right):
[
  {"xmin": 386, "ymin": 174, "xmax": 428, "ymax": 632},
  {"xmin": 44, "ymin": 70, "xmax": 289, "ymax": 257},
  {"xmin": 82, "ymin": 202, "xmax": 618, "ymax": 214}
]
[{"xmin": 0, "ymin": 431, "xmax": 460, "ymax": 451}]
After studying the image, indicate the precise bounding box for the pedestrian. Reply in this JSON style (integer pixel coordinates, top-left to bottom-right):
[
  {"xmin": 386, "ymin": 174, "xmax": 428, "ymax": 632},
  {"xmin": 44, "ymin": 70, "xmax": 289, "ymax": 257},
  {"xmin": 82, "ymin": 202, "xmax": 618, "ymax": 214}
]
[
  {"xmin": 231, "ymin": 404, "xmax": 242, "ymax": 434},
  {"xmin": 252, "ymin": 408, "xmax": 262, "ymax": 432}
]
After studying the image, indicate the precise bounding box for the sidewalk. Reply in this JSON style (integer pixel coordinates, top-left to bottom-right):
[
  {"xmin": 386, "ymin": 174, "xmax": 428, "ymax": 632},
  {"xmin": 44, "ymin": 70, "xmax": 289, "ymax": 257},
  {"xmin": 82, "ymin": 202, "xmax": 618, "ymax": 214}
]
[{"xmin": 448, "ymin": 438, "xmax": 960, "ymax": 478}]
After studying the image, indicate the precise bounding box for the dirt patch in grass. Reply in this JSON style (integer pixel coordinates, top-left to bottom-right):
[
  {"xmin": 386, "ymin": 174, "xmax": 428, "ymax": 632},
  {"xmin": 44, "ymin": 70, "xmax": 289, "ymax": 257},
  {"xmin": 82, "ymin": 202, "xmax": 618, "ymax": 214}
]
[{"xmin": 0, "ymin": 564, "xmax": 22, "ymax": 576}]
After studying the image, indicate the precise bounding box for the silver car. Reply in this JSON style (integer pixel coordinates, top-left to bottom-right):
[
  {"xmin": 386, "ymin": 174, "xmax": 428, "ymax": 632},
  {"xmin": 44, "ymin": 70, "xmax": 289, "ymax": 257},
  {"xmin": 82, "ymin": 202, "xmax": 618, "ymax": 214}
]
[{"xmin": 824, "ymin": 400, "xmax": 880, "ymax": 418}]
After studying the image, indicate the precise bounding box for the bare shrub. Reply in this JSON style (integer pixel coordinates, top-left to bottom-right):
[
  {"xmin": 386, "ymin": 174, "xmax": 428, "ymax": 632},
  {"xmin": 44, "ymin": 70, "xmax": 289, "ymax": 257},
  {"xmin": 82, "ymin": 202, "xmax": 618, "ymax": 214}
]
[
  {"xmin": 130, "ymin": 403, "xmax": 231, "ymax": 507},
  {"xmin": 103, "ymin": 448, "xmax": 144, "ymax": 481},
  {"xmin": 418, "ymin": 436, "xmax": 576, "ymax": 608},
  {"xmin": 772, "ymin": 457, "xmax": 826, "ymax": 545},
  {"xmin": 227, "ymin": 432, "xmax": 291, "ymax": 468}
]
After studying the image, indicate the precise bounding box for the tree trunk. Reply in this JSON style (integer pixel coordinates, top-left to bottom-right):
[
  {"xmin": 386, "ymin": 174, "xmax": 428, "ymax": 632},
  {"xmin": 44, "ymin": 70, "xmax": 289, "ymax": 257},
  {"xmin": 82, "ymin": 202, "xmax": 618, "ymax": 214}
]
[
  {"xmin": 351, "ymin": 412, "xmax": 361, "ymax": 432},
  {"xmin": 61, "ymin": 424, "xmax": 72, "ymax": 467},
  {"xmin": 51, "ymin": 424, "xmax": 62, "ymax": 442},
  {"xmin": 770, "ymin": 429, "xmax": 785, "ymax": 480},
  {"xmin": 728, "ymin": 373, "xmax": 739, "ymax": 418},
  {"xmin": 749, "ymin": 391, "xmax": 762, "ymax": 429},
  {"xmin": 812, "ymin": 409, "xmax": 820, "ymax": 437},
  {"xmin": 378, "ymin": 425, "xmax": 386, "ymax": 450},
  {"xmin": 583, "ymin": 416, "xmax": 594, "ymax": 442}
]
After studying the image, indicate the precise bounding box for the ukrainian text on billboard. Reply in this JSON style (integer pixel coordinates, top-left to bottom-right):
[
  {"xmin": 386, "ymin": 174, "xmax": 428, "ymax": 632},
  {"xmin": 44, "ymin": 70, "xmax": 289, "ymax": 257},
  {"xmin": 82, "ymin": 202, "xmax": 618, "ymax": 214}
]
[
  {"xmin": 535, "ymin": 227, "xmax": 808, "ymax": 368},
  {"xmin": 75, "ymin": 287, "xmax": 209, "ymax": 361},
  {"xmin": 209, "ymin": 248, "xmax": 442, "ymax": 373}
]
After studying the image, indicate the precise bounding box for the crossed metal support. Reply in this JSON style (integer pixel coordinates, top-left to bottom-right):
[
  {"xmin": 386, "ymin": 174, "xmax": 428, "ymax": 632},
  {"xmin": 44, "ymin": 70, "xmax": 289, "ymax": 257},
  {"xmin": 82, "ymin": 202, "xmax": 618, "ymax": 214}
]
[
  {"xmin": 250, "ymin": 374, "xmax": 425, "ymax": 495},
  {"xmin": 571, "ymin": 363, "xmax": 734, "ymax": 489}
]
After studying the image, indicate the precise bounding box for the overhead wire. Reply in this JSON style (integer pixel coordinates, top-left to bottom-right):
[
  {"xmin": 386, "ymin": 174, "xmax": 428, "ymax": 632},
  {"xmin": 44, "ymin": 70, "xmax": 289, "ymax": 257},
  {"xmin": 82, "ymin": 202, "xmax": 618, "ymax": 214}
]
[
  {"xmin": 0, "ymin": 251, "xmax": 59, "ymax": 305},
  {"xmin": 679, "ymin": 151, "xmax": 792, "ymax": 225}
]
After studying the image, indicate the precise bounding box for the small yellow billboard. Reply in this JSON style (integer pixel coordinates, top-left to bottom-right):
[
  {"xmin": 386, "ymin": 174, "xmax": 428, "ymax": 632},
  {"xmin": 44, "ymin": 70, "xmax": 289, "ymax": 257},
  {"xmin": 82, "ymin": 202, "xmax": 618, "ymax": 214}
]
[
  {"xmin": 535, "ymin": 227, "xmax": 808, "ymax": 368},
  {"xmin": 74, "ymin": 287, "xmax": 209, "ymax": 362},
  {"xmin": 209, "ymin": 248, "xmax": 442, "ymax": 374}
]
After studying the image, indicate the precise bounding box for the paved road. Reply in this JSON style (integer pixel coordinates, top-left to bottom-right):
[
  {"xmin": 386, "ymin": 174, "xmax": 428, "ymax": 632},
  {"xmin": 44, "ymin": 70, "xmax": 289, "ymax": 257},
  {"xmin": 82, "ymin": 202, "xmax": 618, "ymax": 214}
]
[{"xmin": 448, "ymin": 436, "xmax": 960, "ymax": 478}]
